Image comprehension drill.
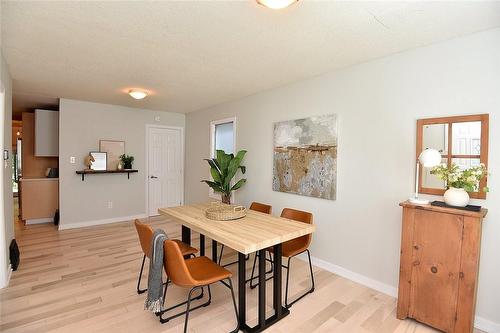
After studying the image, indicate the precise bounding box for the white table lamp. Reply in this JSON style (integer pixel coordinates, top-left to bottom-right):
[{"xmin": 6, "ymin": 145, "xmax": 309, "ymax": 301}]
[{"xmin": 409, "ymin": 148, "xmax": 442, "ymax": 204}]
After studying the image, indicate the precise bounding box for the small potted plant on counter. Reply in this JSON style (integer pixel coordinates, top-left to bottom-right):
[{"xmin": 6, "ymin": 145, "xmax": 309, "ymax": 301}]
[
  {"xmin": 431, "ymin": 163, "xmax": 488, "ymax": 207},
  {"xmin": 119, "ymin": 154, "xmax": 134, "ymax": 170}
]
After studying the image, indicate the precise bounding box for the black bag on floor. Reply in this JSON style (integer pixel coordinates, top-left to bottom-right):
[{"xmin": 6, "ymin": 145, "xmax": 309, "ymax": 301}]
[{"xmin": 9, "ymin": 239, "xmax": 20, "ymax": 271}]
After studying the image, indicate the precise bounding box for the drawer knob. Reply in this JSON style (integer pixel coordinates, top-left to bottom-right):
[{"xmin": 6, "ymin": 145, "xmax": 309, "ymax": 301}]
[{"xmin": 431, "ymin": 266, "xmax": 438, "ymax": 274}]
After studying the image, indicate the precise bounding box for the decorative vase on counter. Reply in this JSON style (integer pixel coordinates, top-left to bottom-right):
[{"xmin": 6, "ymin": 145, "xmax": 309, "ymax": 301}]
[
  {"xmin": 117, "ymin": 161, "xmax": 123, "ymax": 170},
  {"xmin": 221, "ymin": 193, "xmax": 231, "ymax": 205},
  {"xmin": 443, "ymin": 187, "xmax": 470, "ymax": 207}
]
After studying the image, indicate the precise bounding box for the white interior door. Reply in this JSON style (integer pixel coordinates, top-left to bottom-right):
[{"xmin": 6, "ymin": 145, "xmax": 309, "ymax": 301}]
[{"xmin": 148, "ymin": 127, "xmax": 183, "ymax": 216}]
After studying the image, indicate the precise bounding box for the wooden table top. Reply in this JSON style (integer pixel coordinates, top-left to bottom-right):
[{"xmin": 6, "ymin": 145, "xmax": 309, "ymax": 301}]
[{"xmin": 159, "ymin": 203, "xmax": 316, "ymax": 255}]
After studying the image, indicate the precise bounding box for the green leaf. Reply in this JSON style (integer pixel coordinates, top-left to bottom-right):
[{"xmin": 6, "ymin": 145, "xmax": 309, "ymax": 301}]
[
  {"xmin": 230, "ymin": 179, "xmax": 246, "ymax": 191},
  {"xmin": 224, "ymin": 150, "xmax": 247, "ymax": 188},
  {"xmin": 204, "ymin": 158, "xmax": 222, "ymax": 183},
  {"xmin": 204, "ymin": 158, "xmax": 220, "ymax": 172},
  {"xmin": 210, "ymin": 168, "xmax": 221, "ymax": 183},
  {"xmin": 201, "ymin": 180, "xmax": 223, "ymax": 193},
  {"xmin": 217, "ymin": 150, "xmax": 231, "ymax": 172},
  {"xmin": 239, "ymin": 165, "xmax": 246, "ymax": 174}
]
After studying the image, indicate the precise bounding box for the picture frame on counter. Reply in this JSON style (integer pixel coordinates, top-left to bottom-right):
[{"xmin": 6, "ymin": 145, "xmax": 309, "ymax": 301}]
[{"xmin": 99, "ymin": 140, "xmax": 125, "ymax": 170}]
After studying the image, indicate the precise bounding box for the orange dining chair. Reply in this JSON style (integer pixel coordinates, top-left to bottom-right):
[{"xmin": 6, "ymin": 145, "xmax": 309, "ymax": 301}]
[
  {"xmin": 217, "ymin": 202, "xmax": 272, "ymax": 267},
  {"xmin": 249, "ymin": 208, "xmax": 315, "ymax": 308},
  {"xmin": 158, "ymin": 240, "xmax": 239, "ymax": 333},
  {"xmin": 134, "ymin": 219, "xmax": 198, "ymax": 294}
]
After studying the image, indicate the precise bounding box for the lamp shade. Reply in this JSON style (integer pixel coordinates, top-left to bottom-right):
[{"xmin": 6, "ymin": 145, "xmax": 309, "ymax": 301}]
[{"xmin": 418, "ymin": 148, "xmax": 442, "ymax": 168}]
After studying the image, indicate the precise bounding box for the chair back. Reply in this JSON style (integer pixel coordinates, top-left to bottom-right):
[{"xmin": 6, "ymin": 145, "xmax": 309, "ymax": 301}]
[
  {"xmin": 163, "ymin": 240, "xmax": 196, "ymax": 287},
  {"xmin": 249, "ymin": 202, "xmax": 272, "ymax": 214},
  {"xmin": 280, "ymin": 208, "xmax": 313, "ymax": 249},
  {"xmin": 134, "ymin": 219, "xmax": 154, "ymax": 258}
]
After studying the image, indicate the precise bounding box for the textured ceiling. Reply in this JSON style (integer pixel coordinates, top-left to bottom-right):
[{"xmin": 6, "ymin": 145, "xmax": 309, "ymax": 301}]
[{"xmin": 2, "ymin": 1, "xmax": 500, "ymax": 114}]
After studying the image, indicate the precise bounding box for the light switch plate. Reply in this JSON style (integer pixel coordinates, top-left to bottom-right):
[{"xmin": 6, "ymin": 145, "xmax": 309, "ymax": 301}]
[
  {"xmin": 154, "ymin": 116, "xmax": 161, "ymax": 122},
  {"xmin": 70, "ymin": 156, "xmax": 76, "ymax": 164}
]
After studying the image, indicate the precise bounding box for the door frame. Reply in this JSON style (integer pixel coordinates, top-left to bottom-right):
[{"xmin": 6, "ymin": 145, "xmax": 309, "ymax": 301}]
[
  {"xmin": 208, "ymin": 117, "xmax": 237, "ymax": 201},
  {"xmin": 145, "ymin": 124, "xmax": 185, "ymax": 217}
]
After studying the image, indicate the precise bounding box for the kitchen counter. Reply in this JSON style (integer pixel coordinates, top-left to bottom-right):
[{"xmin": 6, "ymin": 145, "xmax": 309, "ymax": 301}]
[
  {"xmin": 20, "ymin": 177, "xmax": 59, "ymax": 182},
  {"xmin": 20, "ymin": 177, "xmax": 59, "ymax": 223}
]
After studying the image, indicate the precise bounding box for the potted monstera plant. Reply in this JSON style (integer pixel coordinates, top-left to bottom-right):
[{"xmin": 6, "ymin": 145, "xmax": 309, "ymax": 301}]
[{"xmin": 202, "ymin": 150, "xmax": 247, "ymax": 204}]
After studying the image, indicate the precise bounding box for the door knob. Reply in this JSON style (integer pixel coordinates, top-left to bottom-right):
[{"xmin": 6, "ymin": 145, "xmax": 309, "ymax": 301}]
[{"xmin": 150, "ymin": 175, "xmax": 158, "ymax": 179}]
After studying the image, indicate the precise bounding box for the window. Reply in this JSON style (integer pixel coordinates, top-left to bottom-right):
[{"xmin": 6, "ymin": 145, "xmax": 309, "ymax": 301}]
[
  {"xmin": 211, "ymin": 121, "xmax": 234, "ymax": 157},
  {"xmin": 209, "ymin": 118, "xmax": 236, "ymax": 198},
  {"xmin": 416, "ymin": 114, "xmax": 489, "ymax": 199}
]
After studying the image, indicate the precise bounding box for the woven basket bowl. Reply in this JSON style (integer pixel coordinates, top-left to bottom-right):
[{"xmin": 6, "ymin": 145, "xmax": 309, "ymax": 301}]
[{"xmin": 205, "ymin": 203, "xmax": 247, "ymax": 221}]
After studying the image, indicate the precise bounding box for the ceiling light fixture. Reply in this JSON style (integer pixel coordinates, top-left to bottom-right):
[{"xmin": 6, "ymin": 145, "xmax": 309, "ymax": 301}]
[
  {"xmin": 128, "ymin": 89, "xmax": 148, "ymax": 100},
  {"xmin": 257, "ymin": 0, "xmax": 298, "ymax": 10}
]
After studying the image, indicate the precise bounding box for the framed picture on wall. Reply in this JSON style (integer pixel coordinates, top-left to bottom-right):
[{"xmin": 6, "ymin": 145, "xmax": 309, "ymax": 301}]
[
  {"xmin": 273, "ymin": 114, "xmax": 338, "ymax": 200},
  {"xmin": 99, "ymin": 140, "xmax": 125, "ymax": 170},
  {"xmin": 90, "ymin": 152, "xmax": 107, "ymax": 171}
]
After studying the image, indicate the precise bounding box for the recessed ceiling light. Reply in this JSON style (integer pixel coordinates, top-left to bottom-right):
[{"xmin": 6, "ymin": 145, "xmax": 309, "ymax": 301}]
[
  {"xmin": 128, "ymin": 89, "xmax": 148, "ymax": 100},
  {"xmin": 257, "ymin": 0, "xmax": 298, "ymax": 10}
]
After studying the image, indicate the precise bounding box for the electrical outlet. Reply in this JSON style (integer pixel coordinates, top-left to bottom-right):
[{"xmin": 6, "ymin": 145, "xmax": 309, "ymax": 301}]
[
  {"xmin": 107, "ymin": 201, "xmax": 113, "ymax": 209},
  {"xmin": 154, "ymin": 115, "xmax": 161, "ymax": 122},
  {"xmin": 70, "ymin": 156, "xmax": 76, "ymax": 164}
]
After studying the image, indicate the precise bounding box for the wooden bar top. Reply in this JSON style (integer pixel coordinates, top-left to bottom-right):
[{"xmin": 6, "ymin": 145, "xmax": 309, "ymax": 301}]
[
  {"xmin": 159, "ymin": 203, "xmax": 316, "ymax": 255},
  {"xmin": 400, "ymin": 200, "xmax": 487, "ymax": 218}
]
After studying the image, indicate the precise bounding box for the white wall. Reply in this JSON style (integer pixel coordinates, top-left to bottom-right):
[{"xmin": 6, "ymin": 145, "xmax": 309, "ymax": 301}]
[
  {"xmin": 185, "ymin": 28, "xmax": 500, "ymax": 330},
  {"xmin": 59, "ymin": 99, "xmax": 185, "ymax": 229},
  {"xmin": 0, "ymin": 53, "xmax": 14, "ymax": 288}
]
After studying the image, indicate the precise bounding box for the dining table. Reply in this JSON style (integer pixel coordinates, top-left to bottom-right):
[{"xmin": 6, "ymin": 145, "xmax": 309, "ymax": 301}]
[{"xmin": 159, "ymin": 203, "xmax": 316, "ymax": 333}]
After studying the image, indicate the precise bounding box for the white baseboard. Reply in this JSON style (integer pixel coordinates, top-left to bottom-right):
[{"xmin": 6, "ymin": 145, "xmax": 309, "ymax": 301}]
[
  {"xmin": 58, "ymin": 214, "xmax": 148, "ymax": 230},
  {"xmin": 475, "ymin": 316, "xmax": 500, "ymax": 333},
  {"xmin": 26, "ymin": 218, "xmax": 53, "ymax": 225},
  {"xmin": 298, "ymin": 254, "xmax": 499, "ymax": 333},
  {"xmin": 298, "ymin": 253, "xmax": 397, "ymax": 297}
]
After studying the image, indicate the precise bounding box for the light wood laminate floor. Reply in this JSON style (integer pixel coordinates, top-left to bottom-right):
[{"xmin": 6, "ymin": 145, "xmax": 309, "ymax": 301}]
[{"xmin": 0, "ymin": 213, "xmax": 486, "ymax": 333}]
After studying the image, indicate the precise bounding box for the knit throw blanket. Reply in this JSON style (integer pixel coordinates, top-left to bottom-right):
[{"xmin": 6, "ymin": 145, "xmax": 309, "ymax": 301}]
[{"xmin": 144, "ymin": 229, "xmax": 168, "ymax": 313}]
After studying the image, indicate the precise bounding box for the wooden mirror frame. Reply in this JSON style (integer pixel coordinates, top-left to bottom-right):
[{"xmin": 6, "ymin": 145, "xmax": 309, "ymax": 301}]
[{"xmin": 416, "ymin": 114, "xmax": 489, "ymax": 199}]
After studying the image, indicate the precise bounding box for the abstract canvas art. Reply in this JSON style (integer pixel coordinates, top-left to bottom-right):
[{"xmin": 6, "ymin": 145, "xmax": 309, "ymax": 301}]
[{"xmin": 273, "ymin": 114, "xmax": 337, "ymax": 200}]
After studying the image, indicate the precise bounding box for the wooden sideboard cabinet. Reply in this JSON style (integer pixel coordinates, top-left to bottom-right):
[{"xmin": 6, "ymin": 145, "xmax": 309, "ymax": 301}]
[{"xmin": 397, "ymin": 201, "xmax": 487, "ymax": 333}]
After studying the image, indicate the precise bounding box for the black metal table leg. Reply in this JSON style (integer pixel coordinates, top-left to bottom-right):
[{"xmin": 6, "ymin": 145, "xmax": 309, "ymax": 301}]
[
  {"xmin": 199, "ymin": 234, "xmax": 205, "ymax": 257},
  {"xmin": 238, "ymin": 245, "xmax": 289, "ymax": 333},
  {"xmin": 273, "ymin": 244, "xmax": 283, "ymax": 318},
  {"xmin": 238, "ymin": 252, "xmax": 246, "ymax": 328},
  {"xmin": 182, "ymin": 225, "xmax": 191, "ymax": 245},
  {"xmin": 258, "ymin": 249, "xmax": 266, "ymax": 327},
  {"xmin": 212, "ymin": 240, "xmax": 218, "ymax": 262}
]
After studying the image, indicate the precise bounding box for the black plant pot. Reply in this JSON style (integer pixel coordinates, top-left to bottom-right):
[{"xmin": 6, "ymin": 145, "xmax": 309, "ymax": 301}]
[{"xmin": 124, "ymin": 162, "xmax": 133, "ymax": 170}]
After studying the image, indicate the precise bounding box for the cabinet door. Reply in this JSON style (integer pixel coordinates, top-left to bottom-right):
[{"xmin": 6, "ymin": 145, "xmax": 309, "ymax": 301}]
[{"xmin": 409, "ymin": 209, "xmax": 463, "ymax": 332}]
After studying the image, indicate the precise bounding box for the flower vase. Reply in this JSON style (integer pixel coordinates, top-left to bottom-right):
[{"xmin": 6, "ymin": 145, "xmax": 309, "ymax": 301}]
[
  {"xmin": 221, "ymin": 193, "xmax": 231, "ymax": 205},
  {"xmin": 443, "ymin": 187, "xmax": 470, "ymax": 207}
]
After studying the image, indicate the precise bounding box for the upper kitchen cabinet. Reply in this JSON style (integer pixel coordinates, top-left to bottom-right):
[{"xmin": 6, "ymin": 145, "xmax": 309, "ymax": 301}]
[{"xmin": 35, "ymin": 109, "xmax": 59, "ymax": 157}]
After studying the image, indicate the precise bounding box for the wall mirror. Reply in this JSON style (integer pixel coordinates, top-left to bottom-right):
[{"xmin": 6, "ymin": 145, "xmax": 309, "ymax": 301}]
[{"xmin": 416, "ymin": 114, "xmax": 489, "ymax": 199}]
